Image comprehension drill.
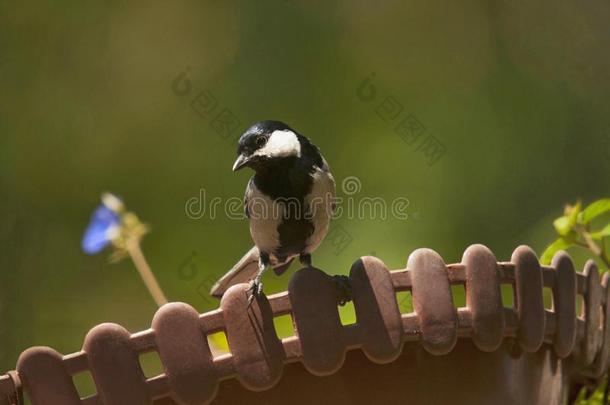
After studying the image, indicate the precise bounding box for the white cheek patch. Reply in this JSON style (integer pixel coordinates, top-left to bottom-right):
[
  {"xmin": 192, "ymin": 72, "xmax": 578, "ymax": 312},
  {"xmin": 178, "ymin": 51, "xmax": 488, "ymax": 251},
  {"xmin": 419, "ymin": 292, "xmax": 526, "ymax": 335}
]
[{"xmin": 255, "ymin": 130, "xmax": 301, "ymax": 158}]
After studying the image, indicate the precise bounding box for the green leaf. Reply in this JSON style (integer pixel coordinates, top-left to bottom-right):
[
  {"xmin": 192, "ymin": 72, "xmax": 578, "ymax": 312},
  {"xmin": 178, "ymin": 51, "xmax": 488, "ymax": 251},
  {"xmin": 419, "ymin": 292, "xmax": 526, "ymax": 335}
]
[
  {"xmin": 541, "ymin": 237, "xmax": 576, "ymax": 265},
  {"xmin": 580, "ymin": 198, "xmax": 610, "ymax": 224},
  {"xmin": 591, "ymin": 223, "xmax": 610, "ymax": 240},
  {"xmin": 553, "ymin": 216, "xmax": 571, "ymax": 236}
]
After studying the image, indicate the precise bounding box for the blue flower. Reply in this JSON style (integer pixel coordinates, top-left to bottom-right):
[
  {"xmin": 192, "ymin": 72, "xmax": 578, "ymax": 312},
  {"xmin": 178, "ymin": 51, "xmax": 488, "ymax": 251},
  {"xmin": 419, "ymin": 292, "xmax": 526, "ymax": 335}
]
[{"xmin": 81, "ymin": 193, "xmax": 123, "ymax": 254}]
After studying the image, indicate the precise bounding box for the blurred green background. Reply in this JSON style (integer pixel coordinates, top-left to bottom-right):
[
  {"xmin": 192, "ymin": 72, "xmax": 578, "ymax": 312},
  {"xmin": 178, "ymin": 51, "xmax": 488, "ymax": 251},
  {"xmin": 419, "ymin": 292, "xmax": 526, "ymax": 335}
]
[{"xmin": 1, "ymin": 0, "xmax": 610, "ymax": 395}]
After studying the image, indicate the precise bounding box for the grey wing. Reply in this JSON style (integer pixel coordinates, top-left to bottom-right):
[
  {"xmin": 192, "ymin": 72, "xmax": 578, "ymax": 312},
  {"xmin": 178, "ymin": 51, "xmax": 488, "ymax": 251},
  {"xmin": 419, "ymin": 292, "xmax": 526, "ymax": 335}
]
[
  {"xmin": 320, "ymin": 157, "xmax": 337, "ymax": 214},
  {"xmin": 210, "ymin": 246, "xmax": 260, "ymax": 298}
]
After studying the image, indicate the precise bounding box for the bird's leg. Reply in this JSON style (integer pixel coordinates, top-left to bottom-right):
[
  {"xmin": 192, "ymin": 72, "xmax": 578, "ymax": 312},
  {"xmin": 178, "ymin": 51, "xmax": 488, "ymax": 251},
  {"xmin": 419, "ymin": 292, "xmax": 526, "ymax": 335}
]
[
  {"xmin": 298, "ymin": 253, "xmax": 351, "ymax": 305},
  {"xmin": 248, "ymin": 252, "xmax": 269, "ymax": 304},
  {"xmin": 332, "ymin": 275, "xmax": 352, "ymax": 306},
  {"xmin": 299, "ymin": 253, "xmax": 312, "ymax": 268}
]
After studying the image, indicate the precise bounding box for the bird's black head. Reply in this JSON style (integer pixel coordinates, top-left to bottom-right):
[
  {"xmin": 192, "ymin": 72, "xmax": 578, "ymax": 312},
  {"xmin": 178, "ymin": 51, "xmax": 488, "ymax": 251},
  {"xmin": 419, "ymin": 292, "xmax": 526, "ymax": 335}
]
[{"xmin": 232, "ymin": 120, "xmax": 303, "ymax": 172}]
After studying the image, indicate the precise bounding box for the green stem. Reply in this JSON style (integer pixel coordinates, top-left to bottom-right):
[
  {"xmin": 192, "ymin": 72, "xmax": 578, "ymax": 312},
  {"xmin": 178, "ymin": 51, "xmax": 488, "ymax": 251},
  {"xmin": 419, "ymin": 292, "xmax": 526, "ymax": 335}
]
[
  {"xmin": 126, "ymin": 238, "xmax": 168, "ymax": 307},
  {"xmin": 576, "ymin": 227, "xmax": 610, "ymax": 270},
  {"xmin": 601, "ymin": 238, "xmax": 610, "ymax": 268}
]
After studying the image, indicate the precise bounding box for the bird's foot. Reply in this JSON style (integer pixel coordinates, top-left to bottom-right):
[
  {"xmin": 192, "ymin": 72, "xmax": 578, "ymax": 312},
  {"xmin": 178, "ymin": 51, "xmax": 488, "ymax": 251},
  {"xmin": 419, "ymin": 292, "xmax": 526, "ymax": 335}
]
[
  {"xmin": 299, "ymin": 253, "xmax": 312, "ymax": 268},
  {"xmin": 332, "ymin": 275, "xmax": 352, "ymax": 306},
  {"xmin": 247, "ymin": 278, "xmax": 264, "ymax": 305}
]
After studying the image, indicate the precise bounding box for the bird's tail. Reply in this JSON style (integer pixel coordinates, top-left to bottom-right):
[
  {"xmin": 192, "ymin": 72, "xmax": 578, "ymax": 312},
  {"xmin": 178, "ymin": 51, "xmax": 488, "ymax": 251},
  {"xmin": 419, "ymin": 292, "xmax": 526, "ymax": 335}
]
[
  {"xmin": 210, "ymin": 246, "xmax": 260, "ymax": 298},
  {"xmin": 210, "ymin": 247, "xmax": 296, "ymax": 298}
]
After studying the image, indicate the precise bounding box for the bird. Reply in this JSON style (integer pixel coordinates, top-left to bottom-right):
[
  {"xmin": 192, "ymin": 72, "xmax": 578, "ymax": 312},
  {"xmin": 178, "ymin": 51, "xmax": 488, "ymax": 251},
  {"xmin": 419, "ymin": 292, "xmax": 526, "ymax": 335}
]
[{"xmin": 210, "ymin": 120, "xmax": 350, "ymax": 303}]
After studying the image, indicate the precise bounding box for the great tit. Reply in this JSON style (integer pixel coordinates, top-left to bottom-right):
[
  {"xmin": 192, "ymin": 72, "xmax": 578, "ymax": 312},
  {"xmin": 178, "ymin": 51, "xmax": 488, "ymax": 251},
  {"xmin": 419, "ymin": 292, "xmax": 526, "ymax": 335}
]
[{"xmin": 211, "ymin": 120, "xmax": 348, "ymax": 302}]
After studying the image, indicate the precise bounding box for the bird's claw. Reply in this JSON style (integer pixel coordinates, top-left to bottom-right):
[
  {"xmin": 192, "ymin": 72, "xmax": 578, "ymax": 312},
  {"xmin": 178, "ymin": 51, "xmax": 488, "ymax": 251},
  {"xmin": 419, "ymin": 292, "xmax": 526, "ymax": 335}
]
[
  {"xmin": 247, "ymin": 278, "xmax": 263, "ymax": 305},
  {"xmin": 332, "ymin": 275, "xmax": 352, "ymax": 306}
]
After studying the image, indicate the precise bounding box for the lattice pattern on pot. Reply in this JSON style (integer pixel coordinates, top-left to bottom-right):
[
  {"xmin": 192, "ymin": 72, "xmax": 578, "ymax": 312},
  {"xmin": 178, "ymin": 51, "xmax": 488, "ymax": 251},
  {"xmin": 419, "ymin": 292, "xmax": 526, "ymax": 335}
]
[{"xmin": 1, "ymin": 245, "xmax": 609, "ymax": 405}]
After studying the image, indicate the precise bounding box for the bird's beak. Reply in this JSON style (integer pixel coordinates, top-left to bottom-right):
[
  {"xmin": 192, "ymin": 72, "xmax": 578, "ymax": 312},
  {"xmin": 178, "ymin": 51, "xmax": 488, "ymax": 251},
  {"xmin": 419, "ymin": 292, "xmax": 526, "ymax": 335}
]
[{"xmin": 232, "ymin": 154, "xmax": 249, "ymax": 171}]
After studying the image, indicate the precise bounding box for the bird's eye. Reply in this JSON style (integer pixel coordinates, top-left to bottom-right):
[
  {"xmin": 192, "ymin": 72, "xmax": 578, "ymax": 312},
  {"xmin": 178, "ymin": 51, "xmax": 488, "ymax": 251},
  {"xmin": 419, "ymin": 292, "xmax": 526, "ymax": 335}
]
[{"xmin": 255, "ymin": 136, "xmax": 266, "ymax": 148}]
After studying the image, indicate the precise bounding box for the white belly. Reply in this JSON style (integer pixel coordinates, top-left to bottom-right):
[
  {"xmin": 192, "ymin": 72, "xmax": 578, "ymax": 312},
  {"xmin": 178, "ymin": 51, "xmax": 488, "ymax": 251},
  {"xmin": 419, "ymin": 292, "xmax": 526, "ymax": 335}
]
[
  {"xmin": 246, "ymin": 167, "xmax": 336, "ymax": 261},
  {"xmin": 246, "ymin": 181, "xmax": 283, "ymax": 255}
]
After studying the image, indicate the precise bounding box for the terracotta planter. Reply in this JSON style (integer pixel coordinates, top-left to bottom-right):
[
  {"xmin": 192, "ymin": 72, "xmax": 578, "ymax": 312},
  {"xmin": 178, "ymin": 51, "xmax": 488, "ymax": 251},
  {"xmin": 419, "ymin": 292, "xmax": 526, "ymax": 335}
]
[{"xmin": 2, "ymin": 245, "xmax": 608, "ymax": 404}]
